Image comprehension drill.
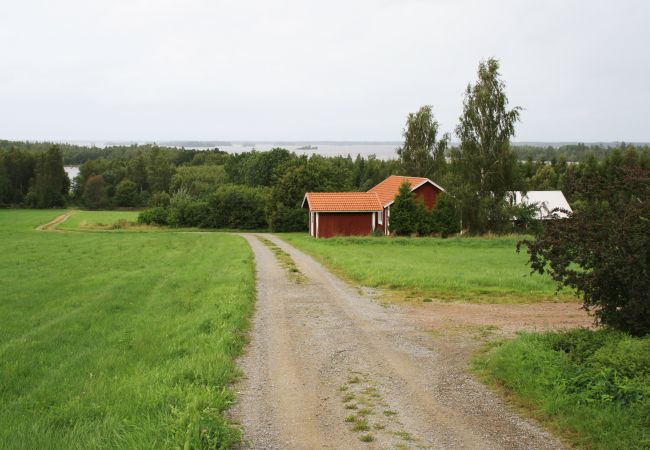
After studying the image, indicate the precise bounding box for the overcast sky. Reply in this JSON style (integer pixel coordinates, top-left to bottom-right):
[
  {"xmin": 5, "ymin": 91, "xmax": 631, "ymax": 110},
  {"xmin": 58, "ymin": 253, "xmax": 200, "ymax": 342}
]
[{"xmin": 1, "ymin": 0, "xmax": 648, "ymax": 142}]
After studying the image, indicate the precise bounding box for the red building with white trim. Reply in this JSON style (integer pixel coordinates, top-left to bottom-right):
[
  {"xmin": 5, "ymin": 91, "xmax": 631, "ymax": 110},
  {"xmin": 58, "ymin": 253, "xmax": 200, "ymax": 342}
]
[{"xmin": 302, "ymin": 175, "xmax": 444, "ymax": 238}]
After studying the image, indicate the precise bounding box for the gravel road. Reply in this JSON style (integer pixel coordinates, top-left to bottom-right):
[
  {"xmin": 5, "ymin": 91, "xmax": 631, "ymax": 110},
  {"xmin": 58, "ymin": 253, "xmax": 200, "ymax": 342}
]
[{"xmin": 230, "ymin": 233, "xmax": 565, "ymax": 450}]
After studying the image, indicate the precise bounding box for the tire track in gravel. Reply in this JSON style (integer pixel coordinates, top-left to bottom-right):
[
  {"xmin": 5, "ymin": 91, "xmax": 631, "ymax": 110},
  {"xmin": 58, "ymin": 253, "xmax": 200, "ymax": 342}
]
[{"xmin": 231, "ymin": 233, "xmax": 565, "ymax": 450}]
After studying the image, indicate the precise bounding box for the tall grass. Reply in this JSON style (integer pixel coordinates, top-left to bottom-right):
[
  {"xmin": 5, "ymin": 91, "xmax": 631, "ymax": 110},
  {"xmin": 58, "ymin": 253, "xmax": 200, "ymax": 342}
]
[
  {"xmin": 280, "ymin": 233, "xmax": 572, "ymax": 303},
  {"xmin": 474, "ymin": 329, "xmax": 650, "ymax": 449},
  {"xmin": 0, "ymin": 210, "xmax": 255, "ymax": 449}
]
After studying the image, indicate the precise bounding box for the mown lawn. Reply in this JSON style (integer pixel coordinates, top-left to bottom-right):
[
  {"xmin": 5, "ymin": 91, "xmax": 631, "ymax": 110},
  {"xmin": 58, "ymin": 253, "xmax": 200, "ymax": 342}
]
[
  {"xmin": 279, "ymin": 233, "xmax": 573, "ymax": 303},
  {"xmin": 474, "ymin": 329, "xmax": 650, "ymax": 449},
  {"xmin": 0, "ymin": 210, "xmax": 255, "ymax": 449}
]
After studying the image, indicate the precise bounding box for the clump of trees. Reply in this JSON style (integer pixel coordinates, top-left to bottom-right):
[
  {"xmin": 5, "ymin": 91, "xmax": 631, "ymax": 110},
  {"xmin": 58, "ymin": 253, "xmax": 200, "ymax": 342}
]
[{"xmin": 0, "ymin": 146, "xmax": 69, "ymax": 207}]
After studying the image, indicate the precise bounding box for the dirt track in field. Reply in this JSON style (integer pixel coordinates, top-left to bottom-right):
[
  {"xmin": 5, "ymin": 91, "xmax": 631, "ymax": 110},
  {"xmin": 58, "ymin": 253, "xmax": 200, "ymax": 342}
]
[
  {"xmin": 231, "ymin": 233, "xmax": 585, "ymax": 450},
  {"xmin": 36, "ymin": 210, "xmax": 75, "ymax": 231}
]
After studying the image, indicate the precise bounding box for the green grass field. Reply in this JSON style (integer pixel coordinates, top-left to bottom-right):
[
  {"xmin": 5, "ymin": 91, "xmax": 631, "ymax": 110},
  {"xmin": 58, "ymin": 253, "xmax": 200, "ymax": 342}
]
[
  {"xmin": 279, "ymin": 233, "xmax": 573, "ymax": 303},
  {"xmin": 474, "ymin": 329, "xmax": 650, "ymax": 449},
  {"xmin": 58, "ymin": 210, "xmax": 141, "ymax": 230},
  {"xmin": 0, "ymin": 210, "xmax": 255, "ymax": 449}
]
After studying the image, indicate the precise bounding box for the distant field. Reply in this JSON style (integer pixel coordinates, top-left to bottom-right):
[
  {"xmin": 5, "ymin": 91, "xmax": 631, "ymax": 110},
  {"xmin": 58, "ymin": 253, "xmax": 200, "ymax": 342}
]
[
  {"xmin": 279, "ymin": 233, "xmax": 573, "ymax": 303},
  {"xmin": 58, "ymin": 210, "xmax": 141, "ymax": 230},
  {"xmin": 0, "ymin": 210, "xmax": 255, "ymax": 449}
]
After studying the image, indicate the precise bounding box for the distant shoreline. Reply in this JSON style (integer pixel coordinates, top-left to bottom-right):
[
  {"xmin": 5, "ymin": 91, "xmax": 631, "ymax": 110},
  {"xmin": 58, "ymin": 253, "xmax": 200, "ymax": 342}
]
[{"xmin": 12, "ymin": 139, "xmax": 650, "ymax": 149}]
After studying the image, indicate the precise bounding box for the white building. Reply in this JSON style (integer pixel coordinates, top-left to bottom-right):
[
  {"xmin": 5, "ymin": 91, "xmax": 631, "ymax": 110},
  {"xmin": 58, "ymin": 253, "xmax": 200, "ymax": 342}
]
[{"xmin": 510, "ymin": 191, "xmax": 572, "ymax": 219}]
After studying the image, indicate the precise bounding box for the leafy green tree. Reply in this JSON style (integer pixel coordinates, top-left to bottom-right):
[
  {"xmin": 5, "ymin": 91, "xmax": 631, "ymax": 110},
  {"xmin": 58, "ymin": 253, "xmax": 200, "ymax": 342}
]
[
  {"xmin": 266, "ymin": 156, "xmax": 353, "ymax": 231},
  {"xmin": 146, "ymin": 147, "xmax": 173, "ymax": 193},
  {"xmin": 149, "ymin": 191, "xmax": 171, "ymax": 207},
  {"xmin": 242, "ymin": 148, "xmax": 293, "ymax": 187},
  {"xmin": 396, "ymin": 105, "xmax": 449, "ymax": 179},
  {"xmin": 114, "ymin": 179, "xmax": 138, "ymax": 207},
  {"xmin": 530, "ymin": 164, "xmax": 559, "ymax": 190},
  {"xmin": 83, "ymin": 175, "xmax": 109, "ymax": 209},
  {"xmin": 170, "ymin": 165, "xmax": 226, "ymax": 197},
  {"xmin": 127, "ymin": 153, "xmax": 148, "ymax": 193},
  {"xmin": 451, "ymin": 58, "xmax": 521, "ymax": 233},
  {"xmin": 519, "ymin": 165, "xmax": 650, "ymax": 336}
]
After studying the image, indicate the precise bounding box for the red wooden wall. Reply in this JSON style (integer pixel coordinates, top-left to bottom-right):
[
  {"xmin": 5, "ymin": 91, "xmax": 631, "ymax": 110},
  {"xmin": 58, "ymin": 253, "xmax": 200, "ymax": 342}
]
[
  {"xmin": 413, "ymin": 183, "xmax": 440, "ymax": 210},
  {"xmin": 318, "ymin": 212, "xmax": 374, "ymax": 238}
]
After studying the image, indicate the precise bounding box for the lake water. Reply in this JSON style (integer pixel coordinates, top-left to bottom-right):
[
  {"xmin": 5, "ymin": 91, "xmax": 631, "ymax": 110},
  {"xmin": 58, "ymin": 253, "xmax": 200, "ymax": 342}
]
[
  {"xmin": 69, "ymin": 141, "xmax": 402, "ymax": 160},
  {"xmin": 222, "ymin": 143, "xmax": 400, "ymax": 159}
]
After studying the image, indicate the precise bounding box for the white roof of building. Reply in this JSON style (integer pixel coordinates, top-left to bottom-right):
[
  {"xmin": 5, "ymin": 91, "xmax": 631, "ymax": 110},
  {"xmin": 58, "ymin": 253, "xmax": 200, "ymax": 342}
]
[{"xmin": 511, "ymin": 191, "xmax": 572, "ymax": 219}]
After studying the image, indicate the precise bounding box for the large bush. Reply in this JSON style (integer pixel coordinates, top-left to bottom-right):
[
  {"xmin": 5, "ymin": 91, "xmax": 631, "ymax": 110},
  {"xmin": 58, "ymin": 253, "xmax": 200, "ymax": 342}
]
[
  {"xmin": 138, "ymin": 206, "xmax": 168, "ymax": 225},
  {"xmin": 519, "ymin": 166, "xmax": 650, "ymax": 336}
]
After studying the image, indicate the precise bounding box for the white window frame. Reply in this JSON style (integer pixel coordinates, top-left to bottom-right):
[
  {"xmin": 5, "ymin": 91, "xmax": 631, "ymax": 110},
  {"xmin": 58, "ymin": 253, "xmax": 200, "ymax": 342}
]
[{"xmin": 378, "ymin": 210, "xmax": 383, "ymax": 225}]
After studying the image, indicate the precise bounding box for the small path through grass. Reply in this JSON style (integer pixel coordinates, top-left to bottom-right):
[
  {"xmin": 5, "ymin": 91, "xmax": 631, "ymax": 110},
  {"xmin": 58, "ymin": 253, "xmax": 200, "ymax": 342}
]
[
  {"xmin": 232, "ymin": 233, "xmax": 565, "ymax": 449},
  {"xmin": 36, "ymin": 210, "xmax": 75, "ymax": 231}
]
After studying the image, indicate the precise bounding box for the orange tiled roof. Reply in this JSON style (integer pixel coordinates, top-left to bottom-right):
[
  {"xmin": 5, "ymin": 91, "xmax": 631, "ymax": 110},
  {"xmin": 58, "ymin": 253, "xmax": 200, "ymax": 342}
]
[
  {"xmin": 303, "ymin": 192, "xmax": 383, "ymax": 212},
  {"xmin": 368, "ymin": 175, "xmax": 436, "ymax": 206}
]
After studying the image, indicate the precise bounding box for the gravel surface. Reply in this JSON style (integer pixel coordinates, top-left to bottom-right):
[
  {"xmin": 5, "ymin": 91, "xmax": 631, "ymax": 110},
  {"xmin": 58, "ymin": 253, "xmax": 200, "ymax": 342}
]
[{"xmin": 230, "ymin": 233, "xmax": 566, "ymax": 450}]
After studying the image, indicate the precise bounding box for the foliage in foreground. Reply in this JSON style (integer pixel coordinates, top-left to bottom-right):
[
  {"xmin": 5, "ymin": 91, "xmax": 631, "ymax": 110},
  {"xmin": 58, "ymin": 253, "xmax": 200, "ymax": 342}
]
[
  {"xmin": 475, "ymin": 329, "xmax": 650, "ymax": 449},
  {"xmin": 0, "ymin": 210, "xmax": 255, "ymax": 449},
  {"xmin": 520, "ymin": 165, "xmax": 650, "ymax": 336}
]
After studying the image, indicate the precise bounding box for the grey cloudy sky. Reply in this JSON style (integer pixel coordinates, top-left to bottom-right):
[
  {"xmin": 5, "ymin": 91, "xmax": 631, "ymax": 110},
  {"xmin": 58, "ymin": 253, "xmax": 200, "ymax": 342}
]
[{"xmin": 1, "ymin": 0, "xmax": 648, "ymax": 142}]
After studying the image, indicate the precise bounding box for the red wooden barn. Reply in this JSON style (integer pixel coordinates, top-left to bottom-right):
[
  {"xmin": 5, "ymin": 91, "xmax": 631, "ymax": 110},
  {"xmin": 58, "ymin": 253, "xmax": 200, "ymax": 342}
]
[{"xmin": 302, "ymin": 175, "xmax": 445, "ymax": 238}]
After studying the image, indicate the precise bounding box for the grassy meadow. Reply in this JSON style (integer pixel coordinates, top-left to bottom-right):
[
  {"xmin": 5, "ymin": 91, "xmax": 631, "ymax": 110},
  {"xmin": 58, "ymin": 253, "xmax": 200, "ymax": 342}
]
[
  {"xmin": 474, "ymin": 329, "xmax": 650, "ymax": 449},
  {"xmin": 279, "ymin": 233, "xmax": 573, "ymax": 303},
  {"xmin": 0, "ymin": 210, "xmax": 255, "ymax": 449}
]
